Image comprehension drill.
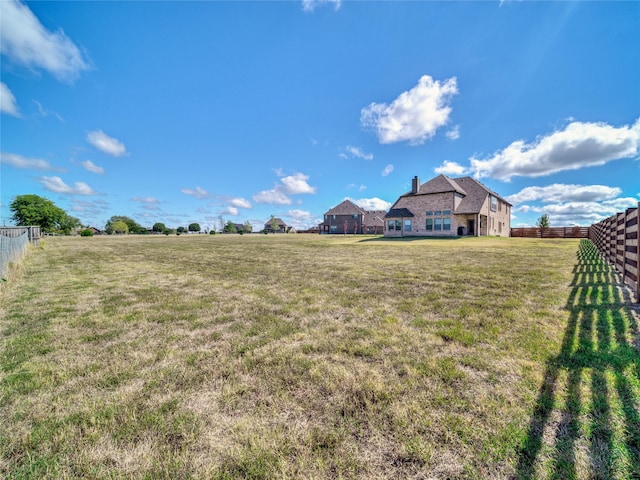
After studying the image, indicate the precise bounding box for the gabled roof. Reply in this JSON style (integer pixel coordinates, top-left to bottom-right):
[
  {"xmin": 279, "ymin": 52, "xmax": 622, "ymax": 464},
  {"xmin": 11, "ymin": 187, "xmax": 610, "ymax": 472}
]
[
  {"xmin": 384, "ymin": 208, "xmax": 414, "ymax": 219},
  {"xmin": 324, "ymin": 199, "xmax": 366, "ymax": 216},
  {"xmin": 390, "ymin": 174, "xmax": 512, "ymax": 216},
  {"xmin": 453, "ymin": 176, "xmax": 512, "ymax": 213},
  {"xmin": 363, "ymin": 210, "xmax": 386, "ymax": 226},
  {"xmin": 264, "ymin": 217, "xmax": 287, "ymax": 226},
  {"xmin": 416, "ymin": 174, "xmax": 467, "ymax": 196}
]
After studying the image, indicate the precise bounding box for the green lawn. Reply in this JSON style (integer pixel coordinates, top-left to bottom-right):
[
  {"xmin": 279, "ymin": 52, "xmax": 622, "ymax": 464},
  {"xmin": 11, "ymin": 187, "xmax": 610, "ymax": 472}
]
[{"xmin": 1, "ymin": 235, "xmax": 638, "ymax": 479}]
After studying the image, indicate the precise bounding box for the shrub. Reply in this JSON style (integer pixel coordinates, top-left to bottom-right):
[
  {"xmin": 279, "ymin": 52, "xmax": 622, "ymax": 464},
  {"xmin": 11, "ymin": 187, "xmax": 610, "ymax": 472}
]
[{"xmin": 80, "ymin": 229, "xmax": 94, "ymax": 237}]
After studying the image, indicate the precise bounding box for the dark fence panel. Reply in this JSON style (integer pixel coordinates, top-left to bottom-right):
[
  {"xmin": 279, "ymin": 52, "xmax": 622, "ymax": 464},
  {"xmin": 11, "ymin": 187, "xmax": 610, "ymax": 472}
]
[
  {"xmin": 510, "ymin": 226, "xmax": 590, "ymax": 239},
  {"xmin": 588, "ymin": 203, "xmax": 639, "ymax": 302}
]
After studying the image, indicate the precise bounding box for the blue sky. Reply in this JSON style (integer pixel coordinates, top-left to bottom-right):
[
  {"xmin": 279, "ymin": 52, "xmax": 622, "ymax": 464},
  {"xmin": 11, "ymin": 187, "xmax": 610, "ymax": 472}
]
[{"xmin": 1, "ymin": 0, "xmax": 639, "ymax": 231}]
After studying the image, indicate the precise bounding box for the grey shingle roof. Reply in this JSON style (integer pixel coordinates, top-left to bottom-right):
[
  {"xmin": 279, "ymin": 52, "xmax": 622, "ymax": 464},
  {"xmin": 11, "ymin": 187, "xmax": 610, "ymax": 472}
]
[
  {"xmin": 416, "ymin": 174, "xmax": 467, "ymax": 196},
  {"xmin": 324, "ymin": 199, "xmax": 366, "ymax": 216},
  {"xmin": 363, "ymin": 210, "xmax": 386, "ymax": 226},
  {"xmin": 384, "ymin": 208, "xmax": 414, "ymax": 218}
]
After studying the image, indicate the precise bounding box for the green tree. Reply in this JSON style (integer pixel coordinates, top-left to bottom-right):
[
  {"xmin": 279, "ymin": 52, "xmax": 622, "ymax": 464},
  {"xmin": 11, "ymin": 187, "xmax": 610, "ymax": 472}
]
[
  {"xmin": 58, "ymin": 214, "xmax": 81, "ymax": 235},
  {"xmin": 243, "ymin": 221, "xmax": 253, "ymax": 233},
  {"xmin": 105, "ymin": 216, "xmax": 145, "ymax": 235},
  {"xmin": 177, "ymin": 226, "xmax": 186, "ymax": 234},
  {"xmin": 152, "ymin": 222, "xmax": 167, "ymax": 233},
  {"xmin": 536, "ymin": 214, "xmax": 550, "ymax": 229},
  {"xmin": 112, "ymin": 221, "xmax": 129, "ymax": 234},
  {"xmin": 270, "ymin": 215, "xmax": 279, "ymax": 233},
  {"xmin": 188, "ymin": 223, "xmax": 201, "ymax": 233},
  {"xmin": 223, "ymin": 220, "xmax": 237, "ymax": 233},
  {"xmin": 9, "ymin": 194, "xmax": 67, "ymax": 233}
]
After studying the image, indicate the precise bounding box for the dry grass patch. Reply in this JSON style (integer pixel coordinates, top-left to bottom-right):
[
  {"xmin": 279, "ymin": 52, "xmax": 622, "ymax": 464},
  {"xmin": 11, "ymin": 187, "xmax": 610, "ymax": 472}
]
[{"xmin": 1, "ymin": 235, "xmax": 638, "ymax": 479}]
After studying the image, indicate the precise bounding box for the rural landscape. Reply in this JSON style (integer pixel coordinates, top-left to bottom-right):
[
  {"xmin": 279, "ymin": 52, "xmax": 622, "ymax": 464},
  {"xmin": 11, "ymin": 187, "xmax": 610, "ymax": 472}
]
[
  {"xmin": 1, "ymin": 233, "xmax": 639, "ymax": 478},
  {"xmin": 2, "ymin": 0, "xmax": 640, "ymax": 478}
]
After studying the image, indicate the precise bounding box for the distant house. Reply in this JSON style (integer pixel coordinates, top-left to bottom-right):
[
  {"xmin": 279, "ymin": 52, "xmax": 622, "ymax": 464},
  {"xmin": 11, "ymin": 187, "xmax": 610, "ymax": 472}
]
[
  {"xmin": 321, "ymin": 199, "xmax": 386, "ymax": 234},
  {"xmin": 264, "ymin": 217, "xmax": 292, "ymax": 233},
  {"xmin": 384, "ymin": 175, "xmax": 512, "ymax": 237}
]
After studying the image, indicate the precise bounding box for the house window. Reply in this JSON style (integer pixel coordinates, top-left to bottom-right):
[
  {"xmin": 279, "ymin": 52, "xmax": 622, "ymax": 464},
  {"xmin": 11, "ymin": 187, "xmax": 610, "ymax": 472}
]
[
  {"xmin": 404, "ymin": 219, "xmax": 412, "ymax": 231},
  {"xmin": 435, "ymin": 218, "xmax": 442, "ymax": 231},
  {"xmin": 426, "ymin": 211, "xmax": 433, "ymax": 216},
  {"xmin": 426, "ymin": 218, "xmax": 433, "ymax": 231},
  {"xmin": 353, "ymin": 214, "xmax": 358, "ymax": 219},
  {"xmin": 443, "ymin": 218, "xmax": 451, "ymax": 231},
  {"xmin": 330, "ymin": 225, "xmax": 337, "ymax": 232},
  {"xmin": 388, "ymin": 220, "xmax": 402, "ymax": 231},
  {"xmin": 434, "ymin": 211, "xmax": 442, "ymax": 216},
  {"xmin": 443, "ymin": 210, "xmax": 451, "ymax": 215},
  {"xmin": 490, "ymin": 196, "xmax": 497, "ymax": 212},
  {"xmin": 333, "ymin": 214, "xmax": 336, "ymax": 220}
]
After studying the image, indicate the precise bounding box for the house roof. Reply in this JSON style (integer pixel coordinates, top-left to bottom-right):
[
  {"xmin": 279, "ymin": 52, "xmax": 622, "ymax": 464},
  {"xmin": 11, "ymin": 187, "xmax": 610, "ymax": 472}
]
[
  {"xmin": 264, "ymin": 217, "xmax": 287, "ymax": 226},
  {"xmin": 413, "ymin": 174, "xmax": 467, "ymax": 196},
  {"xmin": 384, "ymin": 208, "xmax": 415, "ymax": 219},
  {"xmin": 453, "ymin": 176, "xmax": 512, "ymax": 213},
  {"xmin": 363, "ymin": 210, "xmax": 386, "ymax": 226},
  {"xmin": 393, "ymin": 174, "xmax": 511, "ymax": 215},
  {"xmin": 324, "ymin": 199, "xmax": 366, "ymax": 216}
]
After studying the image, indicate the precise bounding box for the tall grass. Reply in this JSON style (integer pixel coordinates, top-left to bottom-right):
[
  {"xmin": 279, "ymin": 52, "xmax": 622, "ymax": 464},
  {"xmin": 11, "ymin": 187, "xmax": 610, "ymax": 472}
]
[{"xmin": 1, "ymin": 235, "xmax": 638, "ymax": 479}]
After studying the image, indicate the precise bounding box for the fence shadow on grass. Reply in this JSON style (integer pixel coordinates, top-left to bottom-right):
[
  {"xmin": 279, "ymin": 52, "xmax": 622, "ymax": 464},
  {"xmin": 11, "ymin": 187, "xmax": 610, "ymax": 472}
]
[{"xmin": 516, "ymin": 239, "xmax": 640, "ymax": 479}]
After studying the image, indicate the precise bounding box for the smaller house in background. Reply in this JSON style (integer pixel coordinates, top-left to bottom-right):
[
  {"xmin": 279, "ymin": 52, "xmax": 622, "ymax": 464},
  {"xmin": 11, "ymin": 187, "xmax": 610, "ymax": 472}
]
[
  {"xmin": 264, "ymin": 217, "xmax": 293, "ymax": 233},
  {"xmin": 321, "ymin": 199, "xmax": 386, "ymax": 234},
  {"xmin": 384, "ymin": 174, "xmax": 512, "ymax": 237}
]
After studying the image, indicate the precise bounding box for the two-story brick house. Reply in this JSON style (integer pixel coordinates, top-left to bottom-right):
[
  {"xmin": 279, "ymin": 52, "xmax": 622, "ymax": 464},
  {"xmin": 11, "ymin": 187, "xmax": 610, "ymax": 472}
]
[
  {"xmin": 384, "ymin": 175, "xmax": 512, "ymax": 237},
  {"xmin": 321, "ymin": 199, "xmax": 386, "ymax": 234}
]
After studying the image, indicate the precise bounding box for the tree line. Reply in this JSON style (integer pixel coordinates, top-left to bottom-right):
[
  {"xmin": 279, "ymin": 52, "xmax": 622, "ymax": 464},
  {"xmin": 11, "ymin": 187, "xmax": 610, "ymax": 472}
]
[
  {"xmin": 8, "ymin": 194, "xmax": 258, "ymax": 235},
  {"xmin": 8, "ymin": 194, "xmax": 204, "ymax": 235}
]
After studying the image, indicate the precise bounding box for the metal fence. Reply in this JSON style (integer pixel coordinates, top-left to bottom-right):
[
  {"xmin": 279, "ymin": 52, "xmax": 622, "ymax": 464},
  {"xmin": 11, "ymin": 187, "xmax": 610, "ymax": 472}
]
[
  {"xmin": 0, "ymin": 226, "xmax": 41, "ymax": 280},
  {"xmin": 589, "ymin": 203, "xmax": 640, "ymax": 302}
]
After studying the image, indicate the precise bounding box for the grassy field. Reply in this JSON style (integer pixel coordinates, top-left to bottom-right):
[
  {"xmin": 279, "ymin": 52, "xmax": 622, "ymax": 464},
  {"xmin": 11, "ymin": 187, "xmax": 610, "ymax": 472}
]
[{"xmin": 1, "ymin": 234, "xmax": 638, "ymax": 479}]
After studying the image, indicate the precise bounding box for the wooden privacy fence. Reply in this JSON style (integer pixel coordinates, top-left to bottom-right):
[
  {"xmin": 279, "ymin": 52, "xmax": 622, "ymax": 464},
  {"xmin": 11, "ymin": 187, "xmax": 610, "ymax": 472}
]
[
  {"xmin": 0, "ymin": 226, "xmax": 41, "ymax": 280},
  {"xmin": 589, "ymin": 203, "xmax": 640, "ymax": 302},
  {"xmin": 510, "ymin": 226, "xmax": 590, "ymax": 238}
]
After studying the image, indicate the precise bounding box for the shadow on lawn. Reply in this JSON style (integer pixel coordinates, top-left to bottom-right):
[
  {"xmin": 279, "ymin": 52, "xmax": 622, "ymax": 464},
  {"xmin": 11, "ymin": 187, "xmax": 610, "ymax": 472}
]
[{"xmin": 516, "ymin": 239, "xmax": 640, "ymax": 479}]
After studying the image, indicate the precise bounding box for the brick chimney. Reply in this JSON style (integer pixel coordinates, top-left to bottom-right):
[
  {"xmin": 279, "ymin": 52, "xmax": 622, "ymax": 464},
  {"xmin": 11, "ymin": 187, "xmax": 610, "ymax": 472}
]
[{"xmin": 411, "ymin": 176, "xmax": 420, "ymax": 194}]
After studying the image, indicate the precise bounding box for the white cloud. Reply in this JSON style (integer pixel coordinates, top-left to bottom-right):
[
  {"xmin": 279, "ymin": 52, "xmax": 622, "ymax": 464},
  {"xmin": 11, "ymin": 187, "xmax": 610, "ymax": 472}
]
[
  {"xmin": 220, "ymin": 206, "xmax": 239, "ymax": 216},
  {"xmin": 471, "ymin": 118, "xmax": 640, "ymax": 181},
  {"xmin": 344, "ymin": 145, "xmax": 374, "ymax": 160},
  {"xmin": 1, "ymin": 151, "xmax": 59, "ymax": 170},
  {"xmin": 131, "ymin": 196, "xmax": 159, "ymax": 204},
  {"xmin": 253, "ymin": 189, "xmax": 292, "ymax": 205},
  {"xmin": 539, "ymin": 198, "xmax": 639, "ymax": 225},
  {"xmin": 229, "ymin": 197, "xmax": 252, "ymax": 209},
  {"xmin": 0, "ymin": 0, "xmax": 90, "ymax": 82},
  {"xmin": 69, "ymin": 198, "xmax": 109, "ymax": 220},
  {"xmin": 87, "ymin": 130, "xmax": 128, "ymax": 157},
  {"xmin": 285, "ymin": 209, "xmax": 321, "ymax": 230},
  {"xmin": 81, "ymin": 159, "xmax": 104, "ymax": 174},
  {"xmin": 506, "ymin": 184, "xmax": 622, "ymax": 205},
  {"xmin": 350, "ymin": 197, "xmax": 392, "ymax": 211},
  {"xmin": 181, "ymin": 186, "xmax": 210, "ymax": 199},
  {"xmin": 446, "ymin": 125, "xmax": 460, "ymax": 140},
  {"xmin": 280, "ymin": 173, "xmax": 317, "ymax": 194},
  {"xmin": 361, "ymin": 75, "xmax": 458, "ymax": 145},
  {"xmin": 302, "ymin": 0, "xmax": 341, "ymax": 13},
  {"xmin": 0, "ymin": 82, "xmax": 19, "ymax": 116},
  {"xmin": 381, "ymin": 164, "xmax": 394, "ymax": 177},
  {"xmin": 39, "ymin": 176, "xmax": 95, "ymax": 195},
  {"xmin": 33, "ymin": 100, "xmax": 64, "ymax": 122},
  {"xmin": 253, "ymin": 172, "xmax": 316, "ymax": 205},
  {"xmin": 434, "ymin": 160, "xmax": 469, "ymax": 176}
]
